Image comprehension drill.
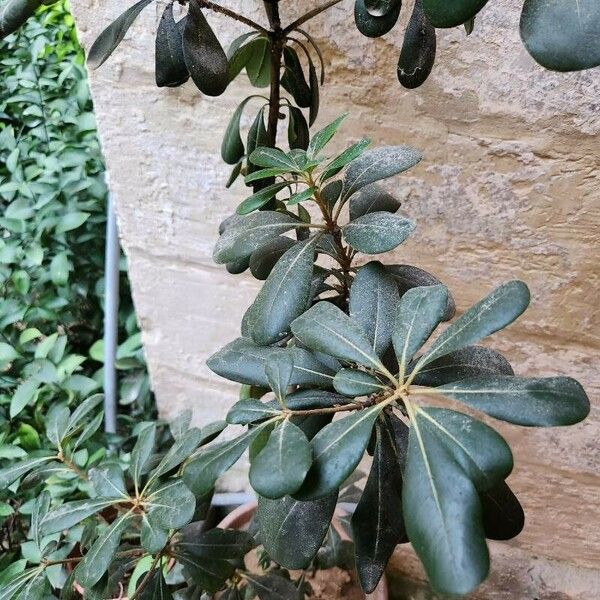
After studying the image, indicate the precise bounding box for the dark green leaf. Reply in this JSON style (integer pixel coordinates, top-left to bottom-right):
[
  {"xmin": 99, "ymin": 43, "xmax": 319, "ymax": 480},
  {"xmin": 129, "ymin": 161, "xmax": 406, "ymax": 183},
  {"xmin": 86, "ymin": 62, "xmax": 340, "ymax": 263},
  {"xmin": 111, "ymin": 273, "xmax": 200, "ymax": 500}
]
[
  {"xmin": 343, "ymin": 212, "xmax": 415, "ymax": 254},
  {"xmin": 409, "ymin": 345, "xmax": 513, "ymax": 387},
  {"xmin": 137, "ymin": 570, "xmax": 173, "ymax": 600},
  {"xmin": 151, "ymin": 427, "xmax": 204, "ymax": 479},
  {"xmin": 222, "ymin": 98, "xmax": 252, "ymax": 165},
  {"xmin": 288, "ymin": 106, "xmax": 309, "ymax": 150},
  {"xmin": 257, "ymin": 492, "xmax": 337, "ymax": 569},
  {"xmin": 281, "ymin": 46, "xmax": 311, "ymax": 107},
  {"xmin": 75, "ymin": 512, "xmax": 133, "ymax": 588},
  {"xmin": 320, "ymin": 180, "xmax": 343, "ymax": 211},
  {"xmin": 333, "ymin": 368, "xmax": 386, "ymax": 397},
  {"xmin": 0, "ymin": 0, "xmax": 41, "ymax": 39},
  {"xmin": 422, "ymin": 0, "xmax": 489, "ymax": 28},
  {"xmin": 364, "ymin": 0, "xmax": 398, "ymax": 16},
  {"xmin": 0, "ymin": 568, "xmax": 40, "ymax": 600},
  {"xmin": 141, "ymin": 515, "xmax": 169, "ymax": 553},
  {"xmin": 227, "ymin": 399, "xmax": 281, "ymax": 425},
  {"xmin": 87, "ymin": 0, "xmax": 153, "ymax": 69},
  {"xmin": 250, "ymin": 147, "xmax": 299, "ymax": 171},
  {"xmin": 45, "ymin": 404, "xmax": 70, "ymax": 446},
  {"xmin": 245, "ymin": 167, "xmax": 288, "ymax": 184},
  {"xmin": 173, "ymin": 551, "xmax": 234, "ymax": 593},
  {"xmin": 226, "ymin": 160, "xmax": 243, "ymax": 188},
  {"xmin": 177, "ymin": 525, "xmax": 256, "ymax": 559},
  {"xmin": 265, "ymin": 352, "xmax": 294, "ymax": 403},
  {"xmin": 464, "ymin": 16, "xmax": 475, "ymax": 35},
  {"xmin": 89, "ymin": 464, "xmax": 128, "ymax": 499},
  {"xmin": 129, "ymin": 424, "xmax": 156, "ymax": 487},
  {"xmin": 479, "ymin": 481, "xmax": 524, "ymax": 541},
  {"xmin": 436, "ymin": 376, "xmax": 590, "ymax": 427},
  {"xmin": 228, "ymin": 37, "xmax": 257, "ymax": 81},
  {"xmin": 213, "ymin": 211, "xmax": 299, "ymax": 264},
  {"xmin": 393, "ymin": 285, "xmax": 448, "ymax": 374},
  {"xmin": 0, "ymin": 454, "xmax": 52, "ymax": 490},
  {"xmin": 308, "ymin": 113, "xmax": 347, "ymax": 157},
  {"xmin": 349, "ymin": 183, "xmax": 401, "ymax": 221},
  {"xmin": 295, "ymin": 404, "xmax": 385, "ymax": 500},
  {"xmin": 291, "ymin": 301, "xmax": 385, "ymax": 371},
  {"xmin": 246, "ymin": 107, "xmax": 269, "ymax": 176},
  {"xmin": 249, "ymin": 237, "xmax": 296, "ymax": 280},
  {"xmin": 155, "ymin": 3, "xmax": 189, "ymax": 87},
  {"xmin": 413, "ymin": 280, "xmax": 530, "ymax": 372},
  {"xmin": 308, "ymin": 60, "xmax": 320, "ymax": 126},
  {"xmin": 246, "ymin": 37, "xmax": 271, "ymax": 87},
  {"xmin": 520, "ymin": 0, "xmax": 600, "ymax": 71},
  {"xmin": 237, "ymin": 182, "xmax": 290, "ymax": 215},
  {"xmin": 247, "ymin": 238, "xmax": 317, "ymax": 345},
  {"xmin": 350, "ymin": 261, "xmax": 399, "ymax": 355},
  {"xmin": 40, "ymin": 498, "xmax": 121, "ymax": 535},
  {"xmin": 226, "ymin": 256, "xmax": 250, "ymax": 274},
  {"xmin": 355, "ymin": 0, "xmax": 402, "ymax": 37},
  {"xmin": 147, "ymin": 479, "xmax": 196, "ymax": 529},
  {"xmin": 183, "ymin": 426, "xmax": 265, "ymax": 496},
  {"xmin": 397, "ymin": 0, "xmax": 437, "ymax": 89},
  {"xmin": 245, "ymin": 572, "xmax": 299, "ymax": 600},
  {"xmin": 386, "ymin": 264, "xmax": 456, "ymax": 321},
  {"xmin": 250, "ymin": 419, "xmax": 311, "ymax": 499},
  {"xmin": 352, "ymin": 418, "xmax": 408, "ymax": 593},
  {"xmin": 183, "ymin": 1, "xmax": 228, "ymax": 96},
  {"xmin": 321, "ymin": 138, "xmax": 371, "ymax": 180}
]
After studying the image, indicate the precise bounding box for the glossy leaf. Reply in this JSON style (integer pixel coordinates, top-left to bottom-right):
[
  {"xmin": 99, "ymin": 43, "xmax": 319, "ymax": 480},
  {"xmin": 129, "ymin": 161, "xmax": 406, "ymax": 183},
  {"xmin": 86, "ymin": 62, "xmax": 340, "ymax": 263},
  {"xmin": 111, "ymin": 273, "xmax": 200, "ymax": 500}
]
[
  {"xmin": 236, "ymin": 182, "xmax": 290, "ymax": 215},
  {"xmin": 343, "ymin": 212, "xmax": 415, "ymax": 254},
  {"xmin": 321, "ymin": 138, "xmax": 371, "ymax": 180},
  {"xmin": 173, "ymin": 551, "xmax": 234, "ymax": 592},
  {"xmin": 75, "ymin": 512, "xmax": 133, "ymax": 588},
  {"xmin": 129, "ymin": 424, "xmax": 156, "ymax": 487},
  {"xmin": 350, "ymin": 261, "xmax": 399, "ymax": 355},
  {"xmin": 349, "ymin": 183, "xmax": 401, "ymax": 221},
  {"xmin": 397, "ymin": 0, "xmax": 436, "ymax": 89},
  {"xmin": 281, "ymin": 389, "xmax": 350, "ymax": 410},
  {"xmin": 480, "ymin": 481, "xmax": 525, "ymax": 541},
  {"xmin": 295, "ymin": 403, "xmax": 386, "ymax": 500},
  {"xmin": 151, "ymin": 426, "xmax": 203, "ymax": 479},
  {"xmin": 342, "ymin": 145, "xmax": 421, "ymax": 199},
  {"xmin": 355, "ymin": 0, "xmax": 402, "ymax": 37},
  {"xmin": 226, "ymin": 399, "xmax": 280, "ymax": 425},
  {"xmin": 246, "ymin": 37, "xmax": 271, "ymax": 87},
  {"xmin": 288, "ymin": 106, "xmax": 309, "ymax": 151},
  {"xmin": 520, "ymin": 0, "xmax": 600, "ymax": 71},
  {"xmin": 213, "ymin": 211, "xmax": 299, "ymax": 264},
  {"xmin": 246, "ymin": 572, "xmax": 300, "ymax": 600},
  {"xmin": 246, "ymin": 107, "xmax": 269, "ymax": 176},
  {"xmin": 250, "ymin": 419, "xmax": 312, "ymax": 498},
  {"xmin": 183, "ymin": 426, "xmax": 265, "ymax": 496},
  {"xmin": 291, "ymin": 301, "xmax": 385, "ymax": 371},
  {"xmin": 247, "ymin": 238, "xmax": 317, "ymax": 345},
  {"xmin": 308, "ymin": 113, "xmax": 348, "ymax": 157},
  {"xmin": 287, "ymin": 186, "xmax": 316, "ymax": 206},
  {"xmin": 413, "ymin": 280, "xmax": 530, "ymax": 372},
  {"xmin": 40, "ymin": 498, "xmax": 121, "ymax": 535},
  {"xmin": 281, "ymin": 46, "xmax": 311, "ymax": 107},
  {"xmin": 422, "ymin": 0, "xmax": 489, "ymax": 28},
  {"xmin": 141, "ymin": 514, "xmax": 169, "ymax": 553},
  {"xmin": 176, "ymin": 525, "xmax": 255, "ymax": 559},
  {"xmin": 87, "ymin": 0, "xmax": 153, "ymax": 69},
  {"xmin": 89, "ymin": 464, "xmax": 128, "ymax": 499},
  {"xmin": 410, "ymin": 345, "xmax": 513, "ymax": 387},
  {"xmin": 437, "ymin": 376, "xmax": 590, "ymax": 427},
  {"xmin": 136, "ymin": 570, "xmax": 172, "ymax": 600},
  {"xmin": 147, "ymin": 480, "xmax": 196, "ymax": 529},
  {"xmin": 265, "ymin": 352, "xmax": 294, "ymax": 403},
  {"xmin": 333, "ymin": 368, "xmax": 386, "ymax": 397},
  {"xmin": 308, "ymin": 59, "xmax": 320, "ymax": 125},
  {"xmin": 250, "ymin": 147, "xmax": 301, "ymax": 171},
  {"xmin": 183, "ymin": 1, "xmax": 228, "ymax": 96},
  {"xmin": 364, "ymin": 0, "xmax": 399, "ymax": 16},
  {"xmin": 352, "ymin": 419, "xmax": 408, "ymax": 592},
  {"xmin": 257, "ymin": 492, "xmax": 338, "ymax": 569},
  {"xmin": 221, "ymin": 98, "xmax": 252, "ymax": 165},
  {"xmin": 393, "ymin": 285, "xmax": 448, "ymax": 373},
  {"xmin": 155, "ymin": 3, "xmax": 189, "ymax": 87},
  {"xmin": 249, "ymin": 237, "xmax": 296, "ymax": 280}
]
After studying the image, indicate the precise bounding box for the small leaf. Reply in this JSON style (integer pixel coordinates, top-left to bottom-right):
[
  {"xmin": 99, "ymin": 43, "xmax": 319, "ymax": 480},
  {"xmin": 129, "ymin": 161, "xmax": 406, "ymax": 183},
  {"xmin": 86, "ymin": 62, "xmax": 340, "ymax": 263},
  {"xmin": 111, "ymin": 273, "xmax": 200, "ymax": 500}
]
[
  {"xmin": 246, "ymin": 238, "xmax": 317, "ymax": 345},
  {"xmin": 257, "ymin": 492, "xmax": 337, "ymax": 569},
  {"xmin": 355, "ymin": 0, "xmax": 402, "ymax": 37},
  {"xmin": 397, "ymin": 0, "xmax": 437, "ymax": 89},
  {"xmin": 10, "ymin": 378, "xmax": 39, "ymax": 419},
  {"xmin": 147, "ymin": 480, "xmax": 196, "ymax": 529},
  {"xmin": 342, "ymin": 145, "xmax": 421, "ymax": 199},
  {"xmin": 155, "ymin": 3, "xmax": 189, "ymax": 87},
  {"xmin": 291, "ymin": 301, "xmax": 385, "ymax": 372},
  {"xmin": 226, "ymin": 399, "xmax": 280, "ymax": 425},
  {"xmin": 281, "ymin": 46, "xmax": 311, "ymax": 107},
  {"xmin": 412, "ymin": 280, "xmax": 530, "ymax": 372},
  {"xmin": 520, "ymin": 0, "xmax": 600, "ymax": 71},
  {"xmin": 246, "ymin": 107, "xmax": 269, "ymax": 176},
  {"xmin": 250, "ymin": 147, "xmax": 299, "ymax": 171},
  {"xmin": 333, "ymin": 368, "xmax": 386, "ymax": 397},
  {"xmin": 176, "ymin": 524, "xmax": 256, "ymax": 559},
  {"xmin": 288, "ymin": 106, "xmax": 310, "ymax": 150},
  {"xmin": 183, "ymin": 426, "xmax": 266, "ymax": 496},
  {"xmin": 321, "ymin": 138, "xmax": 371, "ymax": 180},
  {"xmin": 464, "ymin": 16, "xmax": 475, "ymax": 35},
  {"xmin": 173, "ymin": 551, "xmax": 234, "ymax": 592},
  {"xmin": 141, "ymin": 515, "xmax": 169, "ymax": 553},
  {"xmin": 393, "ymin": 285, "xmax": 448, "ymax": 373},
  {"xmin": 129, "ymin": 424, "xmax": 156, "ymax": 487},
  {"xmin": 87, "ymin": 0, "xmax": 153, "ymax": 68},
  {"xmin": 75, "ymin": 512, "xmax": 133, "ymax": 588},
  {"xmin": 55, "ymin": 212, "xmax": 90, "ymax": 234},
  {"xmin": 246, "ymin": 572, "xmax": 300, "ymax": 600},
  {"xmin": 308, "ymin": 113, "xmax": 347, "ymax": 157},
  {"xmin": 40, "ymin": 498, "xmax": 121, "ymax": 535},
  {"xmin": 350, "ymin": 261, "xmax": 399, "ymax": 355},
  {"xmin": 295, "ymin": 403, "xmax": 385, "ymax": 500},
  {"xmin": 221, "ymin": 97, "xmax": 252, "ymax": 165},
  {"xmin": 136, "ymin": 569, "xmax": 172, "ymax": 600},
  {"xmin": 183, "ymin": 1, "xmax": 228, "ymax": 96},
  {"xmin": 436, "ymin": 376, "xmax": 590, "ymax": 427},
  {"xmin": 151, "ymin": 426, "xmax": 203, "ymax": 479},
  {"xmin": 236, "ymin": 182, "xmax": 290, "ymax": 215},
  {"xmin": 245, "ymin": 167, "xmax": 288, "ymax": 184},
  {"xmin": 349, "ymin": 183, "xmax": 401, "ymax": 221},
  {"xmin": 422, "ymin": 0, "xmax": 490, "ymax": 28},
  {"xmin": 343, "ymin": 212, "xmax": 415, "ymax": 254},
  {"xmin": 89, "ymin": 464, "xmax": 127, "ymax": 498},
  {"xmin": 213, "ymin": 211, "xmax": 299, "ymax": 264},
  {"xmin": 265, "ymin": 352, "xmax": 294, "ymax": 403},
  {"xmin": 308, "ymin": 59, "xmax": 320, "ymax": 126},
  {"xmin": 480, "ymin": 481, "xmax": 525, "ymax": 541}
]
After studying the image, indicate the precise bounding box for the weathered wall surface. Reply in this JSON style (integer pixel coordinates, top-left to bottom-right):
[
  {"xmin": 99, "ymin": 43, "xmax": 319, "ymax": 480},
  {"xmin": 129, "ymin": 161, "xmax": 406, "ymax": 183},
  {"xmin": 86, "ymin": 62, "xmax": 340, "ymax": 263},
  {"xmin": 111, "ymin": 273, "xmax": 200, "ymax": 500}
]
[{"xmin": 71, "ymin": 0, "xmax": 599, "ymax": 595}]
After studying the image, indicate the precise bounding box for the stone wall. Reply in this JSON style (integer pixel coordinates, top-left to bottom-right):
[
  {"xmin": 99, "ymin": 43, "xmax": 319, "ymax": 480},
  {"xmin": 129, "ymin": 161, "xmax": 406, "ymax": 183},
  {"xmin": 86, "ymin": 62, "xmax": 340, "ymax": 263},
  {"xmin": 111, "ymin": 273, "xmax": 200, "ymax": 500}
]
[{"xmin": 71, "ymin": 1, "xmax": 599, "ymax": 596}]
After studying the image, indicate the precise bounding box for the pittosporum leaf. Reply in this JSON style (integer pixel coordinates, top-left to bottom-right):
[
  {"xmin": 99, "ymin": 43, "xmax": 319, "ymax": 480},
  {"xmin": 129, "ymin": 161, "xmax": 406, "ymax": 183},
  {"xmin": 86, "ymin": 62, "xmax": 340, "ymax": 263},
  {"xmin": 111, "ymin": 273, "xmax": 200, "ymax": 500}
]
[
  {"xmin": 0, "ymin": 0, "xmax": 42, "ymax": 40},
  {"xmin": 308, "ymin": 59, "xmax": 320, "ymax": 125},
  {"xmin": 146, "ymin": 480, "xmax": 196, "ymax": 529},
  {"xmin": 183, "ymin": 0, "xmax": 228, "ymax": 96},
  {"xmin": 320, "ymin": 180, "xmax": 343, "ymax": 210},
  {"xmin": 281, "ymin": 46, "xmax": 311, "ymax": 108},
  {"xmin": 250, "ymin": 147, "xmax": 300, "ymax": 171},
  {"xmin": 342, "ymin": 212, "xmax": 415, "ymax": 254},
  {"xmin": 249, "ymin": 237, "xmax": 296, "ymax": 280},
  {"xmin": 236, "ymin": 181, "xmax": 290, "ymax": 215},
  {"xmin": 333, "ymin": 368, "xmax": 386, "ymax": 397},
  {"xmin": 257, "ymin": 492, "xmax": 338, "ymax": 569},
  {"xmin": 245, "ymin": 572, "xmax": 301, "ymax": 600},
  {"xmin": 221, "ymin": 97, "xmax": 253, "ymax": 165},
  {"xmin": 294, "ymin": 404, "xmax": 386, "ymax": 500},
  {"xmin": 226, "ymin": 399, "xmax": 280, "ymax": 425},
  {"xmin": 436, "ymin": 376, "xmax": 590, "ymax": 427},
  {"xmin": 349, "ymin": 183, "xmax": 401, "ymax": 221},
  {"xmin": 287, "ymin": 186, "xmax": 316, "ymax": 206},
  {"xmin": 176, "ymin": 525, "xmax": 256, "ymax": 559},
  {"xmin": 342, "ymin": 145, "xmax": 421, "ymax": 199},
  {"xmin": 129, "ymin": 424, "xmax": 156, "ymax": 488},
  {"xmin": 321, "ymin": 138, "xmax": 371, "ymax": 181},
  {"xmin": 479, "ymin": 481, "xmax": 525, "ymax": 541},
  {"xmin": 307, "ymin": 113, "xmax": 348, "ymax": 157},
  {"xmin": 397, "ymin": 0, "xmax": 437, "ymax": 89},
  {"xmin": 412, "ymin": 280, "xmax": 530, "ymax": 372},
  {"xmin": 349, "ymin": 261, "xmax": 399, "ymax": 355},
  {"xmin": 227, "ymin": 35, "xmax": 257, "ymax": 81},
  {"xmin": 291, "ymin": 301, "xmax": 386, "ymax": 372},
  {"xmin": 136, "ymin": 569, "xmax": 173, "ymax": 600},
  {"xmin": 265, "ymin": 352, "xmax": 294, "ymax": 403},
  {"xmin": 87, "ymin": 0, "xmax": 153, "ymax": 69},
  {"xmin": 385, "ymin": 264, "xmax": 456, "ymax": 321},
  {"xmin": 409, "ymin": 345, "xmax": 513, "ymax": 387},
  {"xmin": 280, "ymin": 389, "xmax": 350, "ymax": 410},
  {"xmin": 288, "ymin": 106, "xmax": 310, "ymax": 150},
  {"xmin": 173, "ymin": 550, "xmax": 234, "ymax": 593},
  {"xmin": 352, "ymin": 417, "xmax": 408, "ymax": 593},
  {"xmin": 150, "ymin": 427, "xmax": 203, "ymax": 479},
  {"xmin": 246, "ymin": 238, "xmax": 317, "ymax": 345},
  {"xmin": 141, "ymin": 514, "xmax": 169, "ymax": 553},
  {"xmin": 250, "ymin": 419, "xmax": 312, "ymax": 499},
  {"xmin": 393, "ymin": 285, "xmax": 448, "ymax": 374},
  {"xmin": 354, "ymin": 0, "xmax": 402, "ymax": 37},
  {"xmin": 40, "ymin": 498, "xmax": 121, "ymax": 536},
  {"xmin": 364, "ymin": 0, "xmax": 398, "ymax": 17},
  {"xmin": 464, "ymin": 15, "xmax": 475, "ymax": 35},
  {"xmin": 520, "ymin": 0, "xmax": 600, "ymax": 71},
  {"xmin": 89, "ymin": 464, "xmax": 128, "ymax": 499},
  {"xmin": 155, "ymin": 3, "xmax": 189, "ymax": 87},
  {"xmin": 422, "ymin": 0, "xmax": 489, "ymax": 28},
  {"xmin": 246, "ymin": 107, "xmax": 269, "ymax": 177},
  {"xmin": 213, "ymin": 211, "xmax": 300, "ymax": 264},
  {"xmin": 226, "ymin": 256, "xmax": 250, "ymax": 274},
  {"xmin": 245, "ymin": 37, "xmax": 271, "ymax": 87}
]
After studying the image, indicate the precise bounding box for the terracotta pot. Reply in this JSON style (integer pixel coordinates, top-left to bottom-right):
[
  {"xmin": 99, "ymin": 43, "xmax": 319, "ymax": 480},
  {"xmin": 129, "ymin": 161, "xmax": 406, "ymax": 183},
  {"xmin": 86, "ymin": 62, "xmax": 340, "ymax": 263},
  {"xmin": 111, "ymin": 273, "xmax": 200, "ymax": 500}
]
[{"xmin": 218, "ymin": 502, "xmax": 390, "ymax": 600}]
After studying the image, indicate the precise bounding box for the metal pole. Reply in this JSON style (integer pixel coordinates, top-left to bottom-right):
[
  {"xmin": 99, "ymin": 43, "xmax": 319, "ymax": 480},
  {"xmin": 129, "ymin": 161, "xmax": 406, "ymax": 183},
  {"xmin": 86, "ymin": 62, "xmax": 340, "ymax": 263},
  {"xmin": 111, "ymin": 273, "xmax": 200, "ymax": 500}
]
[{"xmin": 103, "ymin": 194, "xmax": 119, "ymax": 434}]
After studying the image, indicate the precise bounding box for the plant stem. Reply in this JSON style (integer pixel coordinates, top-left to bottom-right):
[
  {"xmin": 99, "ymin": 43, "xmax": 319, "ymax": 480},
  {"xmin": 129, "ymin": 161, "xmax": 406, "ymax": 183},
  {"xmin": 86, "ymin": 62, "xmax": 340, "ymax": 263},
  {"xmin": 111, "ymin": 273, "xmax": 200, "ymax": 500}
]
[
  {"xmin": 197, "ymin": 0, "xmax": 269, "ymax": 34},
  {"xmin": 266, "ymin": 35, "xmax": 284, "ymax": 147},
  {"xmin": 283, "ymin": 0, "xmax": 344, "ymax": 34}
]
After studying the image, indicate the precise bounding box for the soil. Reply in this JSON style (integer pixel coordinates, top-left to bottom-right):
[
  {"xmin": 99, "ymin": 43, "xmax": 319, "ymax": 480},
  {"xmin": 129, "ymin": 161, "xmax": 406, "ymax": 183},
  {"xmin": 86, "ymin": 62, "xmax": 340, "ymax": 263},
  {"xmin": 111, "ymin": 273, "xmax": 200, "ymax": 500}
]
[{"xmin": 304, "ymin": 566, "xmax": 364, "ymax": 600}]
